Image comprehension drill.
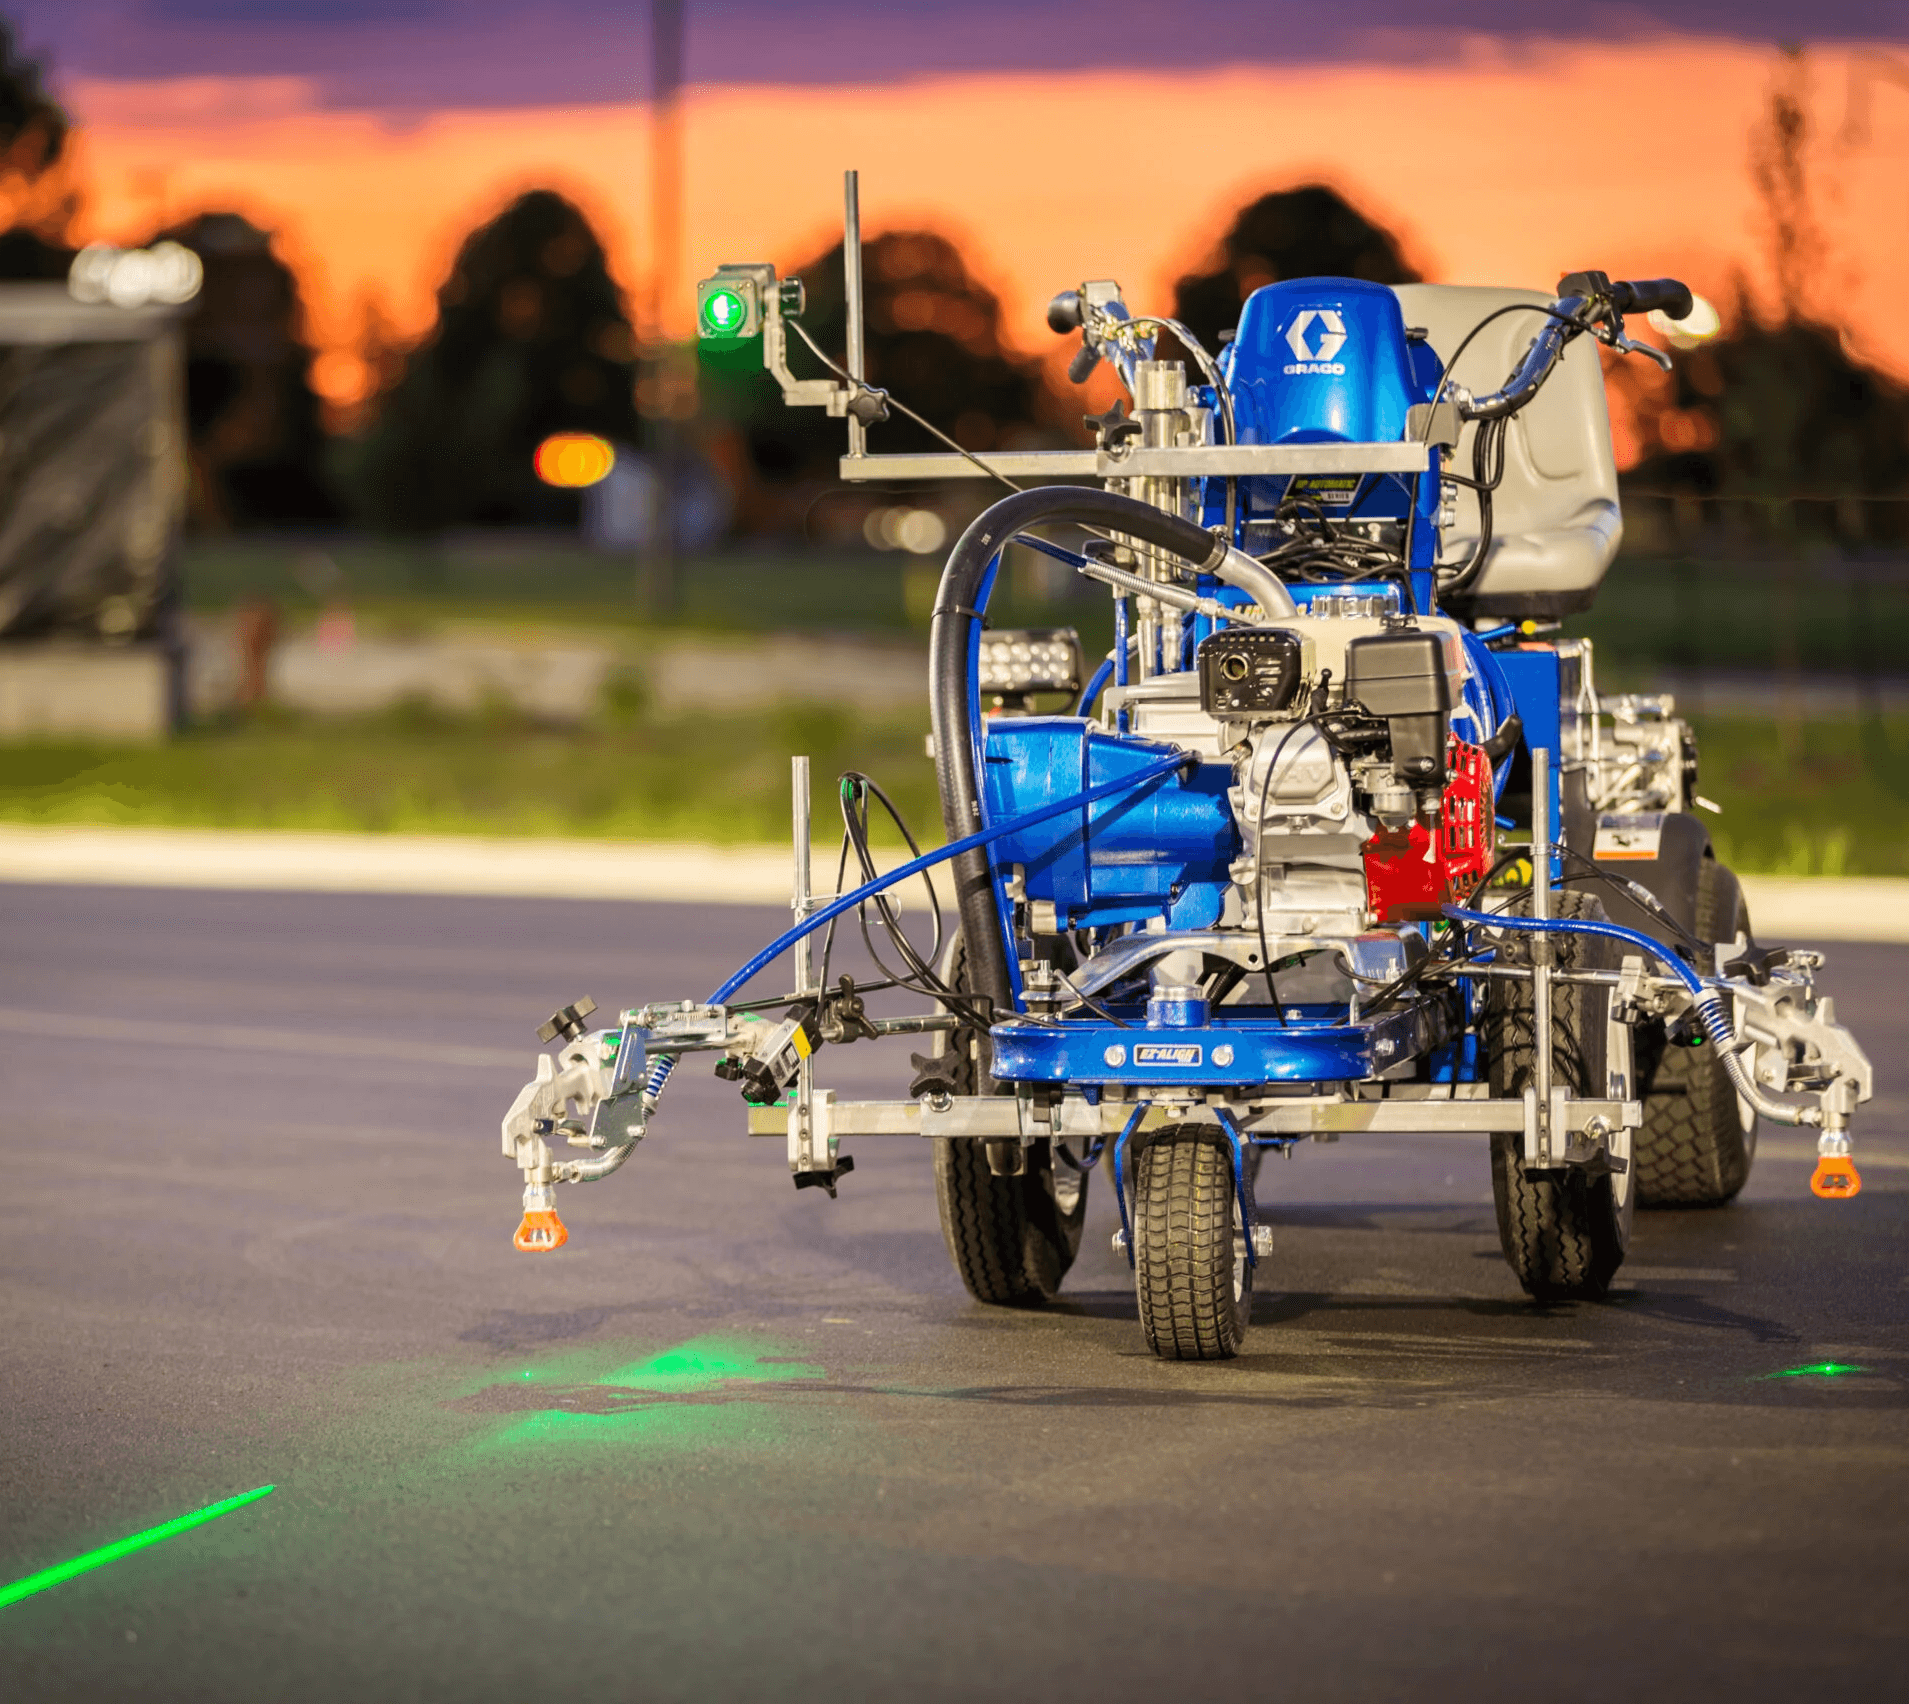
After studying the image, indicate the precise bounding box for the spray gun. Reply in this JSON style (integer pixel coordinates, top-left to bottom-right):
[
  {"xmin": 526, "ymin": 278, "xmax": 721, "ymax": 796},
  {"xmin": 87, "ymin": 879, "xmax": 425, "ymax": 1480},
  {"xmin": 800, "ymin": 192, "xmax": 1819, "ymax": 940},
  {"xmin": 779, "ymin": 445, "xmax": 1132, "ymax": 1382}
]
[{"xmin": 500, "ymin": 998, "xmax": 649, "ymax": 1251}]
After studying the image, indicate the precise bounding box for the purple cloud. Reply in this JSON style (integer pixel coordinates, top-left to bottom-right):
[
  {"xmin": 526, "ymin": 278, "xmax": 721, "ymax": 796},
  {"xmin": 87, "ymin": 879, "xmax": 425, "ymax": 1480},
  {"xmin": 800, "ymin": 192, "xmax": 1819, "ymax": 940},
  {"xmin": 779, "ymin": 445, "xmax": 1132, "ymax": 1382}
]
[{"xmin": 15, "ymin": 1, "xmax": 1908, "ymax": 112}]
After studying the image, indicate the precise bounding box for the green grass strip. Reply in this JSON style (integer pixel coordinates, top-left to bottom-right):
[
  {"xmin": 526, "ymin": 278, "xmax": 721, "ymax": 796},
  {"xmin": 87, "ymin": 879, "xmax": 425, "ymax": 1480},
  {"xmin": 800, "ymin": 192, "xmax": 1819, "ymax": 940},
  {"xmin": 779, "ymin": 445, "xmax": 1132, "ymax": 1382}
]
[{"xmin": 0, "ymin": 1485, "xmax": 275, "ymax": 1610}]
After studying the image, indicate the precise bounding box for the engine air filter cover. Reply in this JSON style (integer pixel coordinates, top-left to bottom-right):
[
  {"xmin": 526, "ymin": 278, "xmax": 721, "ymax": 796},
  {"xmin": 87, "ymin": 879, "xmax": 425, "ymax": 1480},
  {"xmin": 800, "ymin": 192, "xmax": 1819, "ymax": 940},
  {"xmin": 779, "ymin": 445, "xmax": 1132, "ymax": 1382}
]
[
  {"xmin": 1345, "ymin": 629, "xmax": 1459, "ymax": 716},
  {"xmin": 1197, "ymin": 628, "xmax": 1303, "ymax": 716}
]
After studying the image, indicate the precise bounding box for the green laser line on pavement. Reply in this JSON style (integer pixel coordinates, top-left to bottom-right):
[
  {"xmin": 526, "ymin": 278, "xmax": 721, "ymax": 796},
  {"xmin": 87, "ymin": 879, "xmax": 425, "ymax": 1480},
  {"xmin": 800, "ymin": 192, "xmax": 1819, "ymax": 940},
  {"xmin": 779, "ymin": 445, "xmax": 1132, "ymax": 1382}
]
[{"xmin": 0, "ymin": 1484, "xmax": 275, "ymax": 1610}]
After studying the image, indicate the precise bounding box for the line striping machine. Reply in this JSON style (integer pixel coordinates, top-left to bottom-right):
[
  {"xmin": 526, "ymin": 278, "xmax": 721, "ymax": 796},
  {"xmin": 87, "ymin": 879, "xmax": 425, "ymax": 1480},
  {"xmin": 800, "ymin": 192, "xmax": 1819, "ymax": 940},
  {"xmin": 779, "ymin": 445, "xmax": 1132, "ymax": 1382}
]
[{"xmin": 501, "ymin": 172, "xmax": 1870, "ymax": 1361}]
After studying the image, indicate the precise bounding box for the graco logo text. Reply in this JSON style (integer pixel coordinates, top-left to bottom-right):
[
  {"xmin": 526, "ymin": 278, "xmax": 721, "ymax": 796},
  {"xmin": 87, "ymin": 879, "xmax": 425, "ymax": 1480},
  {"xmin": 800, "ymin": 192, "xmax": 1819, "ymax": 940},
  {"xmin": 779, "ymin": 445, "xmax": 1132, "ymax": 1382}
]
[
  {"xmin": 1133, "ymin": 1043, "xmax": 1203, "ymax": 1067},
  {"xmin": 1283, "ymin": 308, "xmax": 1348, "ymax": 376}
]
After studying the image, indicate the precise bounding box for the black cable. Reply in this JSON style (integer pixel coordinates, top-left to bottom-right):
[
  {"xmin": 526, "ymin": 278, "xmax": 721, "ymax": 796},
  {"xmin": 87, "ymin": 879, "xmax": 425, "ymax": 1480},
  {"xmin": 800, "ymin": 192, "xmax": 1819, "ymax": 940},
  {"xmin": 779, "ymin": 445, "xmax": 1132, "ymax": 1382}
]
[
  {"xmin": 1436, "ymin": 415, "xmax": 1505, "ymax": 592},
  {"xmin": 1250, "ymin": 716, "xmax": 1322, "ymax": 1019},
  {"xmin": 1055, "ymin": 968, "xmax": 1132, "ymax": 1029},
  {"xmin": 1439, "ymin": 416, "xmax": 1509, "ymax": 492},
  {"xmin": 815, "ymin": 824, "xmax": 854, "ymax": 994},
  {"xmin": 1548, "ymin": 842, "xmax": 1708, "ymax": 958},
  {"xmin": 1355, "ymin": 844, "xmax": 1541, "ymax": 1015},
  {"xmin": 1274, "ymin": 496, "xmax": 1337, "ymax": 544},
  {"xmin": 834, "ymin": 771, "xmax": 997, "ymax": 1031},
  {"xmin": 1358, "ymin": 825, "xmax": 1709, "ymax": 1021},
  {"xmin": 788, "ymin": 318, "xmax": 1023, "ymax": 497},
  {"xmin": 840, "ymin": 779, "xmax": 931, "ymax": 989},
  {"xmin": 1414, "ymin": 303, "xmax": 1581, "ymax": 594},
  {"xmin": 1253, "ymin": 507, "xmax": 1414, "ymax": 608},
  {"xmin": 1416, "ymin": 303, "xmax": 1578, "ymax": 443}
]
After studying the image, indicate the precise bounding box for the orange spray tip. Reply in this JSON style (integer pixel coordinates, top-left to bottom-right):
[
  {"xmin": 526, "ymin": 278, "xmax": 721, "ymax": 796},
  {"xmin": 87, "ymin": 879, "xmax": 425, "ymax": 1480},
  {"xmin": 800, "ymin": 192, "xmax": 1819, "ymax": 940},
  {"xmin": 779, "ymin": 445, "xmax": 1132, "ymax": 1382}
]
[
  {"xmin": 1810, "ymin": 1155, "xmax": 1862, "ymax": 1200},
  {"xmin": 514, "ymin": 1209, "xmax": 569, "ymax": 1252}
]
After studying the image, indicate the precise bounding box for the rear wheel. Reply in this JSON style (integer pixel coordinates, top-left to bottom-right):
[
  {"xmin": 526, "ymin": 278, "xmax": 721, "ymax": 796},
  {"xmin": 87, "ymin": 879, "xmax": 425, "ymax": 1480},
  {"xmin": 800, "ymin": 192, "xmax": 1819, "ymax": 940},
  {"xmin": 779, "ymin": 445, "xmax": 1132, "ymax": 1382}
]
[
  {"xmin": 1635, "ymin": 859, "xmax": 1757, "ymax": 1206},
  {"xmin": 1133, "ymin": 1126, "xmax": 1250, "ymax": 1360},
  {"xmin": 930, "ymin": 933, "xmax": 1087, "ymax": 1305},
  {"xmin": 1485, "ymin": 889, "xmax": 1633, "ymax": 1300}
]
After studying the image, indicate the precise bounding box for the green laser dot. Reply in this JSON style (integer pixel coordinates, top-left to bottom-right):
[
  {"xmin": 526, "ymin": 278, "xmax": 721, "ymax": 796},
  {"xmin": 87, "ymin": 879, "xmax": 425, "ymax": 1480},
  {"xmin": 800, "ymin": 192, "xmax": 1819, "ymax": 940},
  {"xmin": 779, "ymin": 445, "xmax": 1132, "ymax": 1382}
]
[
  {"xmin": 1764, "ymin": 1362, "xmax": 1868, "ymax": 1379},
  {"xmin": 0, "ymin": 1485, "xmax": 274, "ymax": 1611}
]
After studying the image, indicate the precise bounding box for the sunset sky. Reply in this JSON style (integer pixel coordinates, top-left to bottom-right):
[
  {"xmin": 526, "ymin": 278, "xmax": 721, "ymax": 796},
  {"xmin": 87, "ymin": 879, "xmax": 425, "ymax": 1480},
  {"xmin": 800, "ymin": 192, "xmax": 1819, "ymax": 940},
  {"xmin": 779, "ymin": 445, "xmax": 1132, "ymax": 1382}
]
[{"xmin": 13, "ymin": 3, "xmax": 1909, "ymax": 425}]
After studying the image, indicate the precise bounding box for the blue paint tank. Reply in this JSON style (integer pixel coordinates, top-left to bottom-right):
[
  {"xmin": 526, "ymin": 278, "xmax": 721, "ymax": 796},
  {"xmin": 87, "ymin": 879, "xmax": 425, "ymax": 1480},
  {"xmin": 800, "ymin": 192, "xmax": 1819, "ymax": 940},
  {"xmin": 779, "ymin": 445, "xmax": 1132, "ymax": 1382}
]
[
  {"xmin": 1220, "ymin": 276, "xmax": 1437, "ymax": 523},
  {"xmin": 982, "ymin": 719, "xmax": 1237, "ymax": 929}
]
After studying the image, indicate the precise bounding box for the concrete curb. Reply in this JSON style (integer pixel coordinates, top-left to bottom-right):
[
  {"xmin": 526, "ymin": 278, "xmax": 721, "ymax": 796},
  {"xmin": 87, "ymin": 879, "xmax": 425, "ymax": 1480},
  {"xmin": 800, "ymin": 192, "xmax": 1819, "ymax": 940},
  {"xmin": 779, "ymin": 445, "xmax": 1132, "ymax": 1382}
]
[{"xmin": 0, "ymin": 825, "xmax": 1902, "ymax": 940}]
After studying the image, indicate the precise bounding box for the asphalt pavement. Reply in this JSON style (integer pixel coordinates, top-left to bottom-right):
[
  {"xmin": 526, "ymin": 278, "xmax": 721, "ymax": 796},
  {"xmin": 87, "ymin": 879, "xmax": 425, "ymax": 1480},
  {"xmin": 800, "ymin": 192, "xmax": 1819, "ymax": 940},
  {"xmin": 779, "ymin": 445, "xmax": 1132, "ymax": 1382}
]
[{"xmin": 1, "ymin": 884, "xmax": 1904, "ymax": 1702}]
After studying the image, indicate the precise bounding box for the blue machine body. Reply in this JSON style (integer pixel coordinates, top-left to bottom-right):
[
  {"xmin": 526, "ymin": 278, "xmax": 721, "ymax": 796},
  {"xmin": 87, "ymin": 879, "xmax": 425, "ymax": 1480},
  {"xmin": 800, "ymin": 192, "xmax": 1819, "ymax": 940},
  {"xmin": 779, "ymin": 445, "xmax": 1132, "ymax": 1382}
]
[
  {"xmin": 992, "ymin": 1001, "xmax": 1453, "ymax": 1089},
  {"xmin": 968, "ymin": 280, "xmax": 1581, "ymax": 1097},
  {"xmin": 977, "ymin": 716, "xmax": 1474, "ymax": 1090},
  {"xmin": 981, "ymin": 718, "xmax": 1236, "ymax": 930}
]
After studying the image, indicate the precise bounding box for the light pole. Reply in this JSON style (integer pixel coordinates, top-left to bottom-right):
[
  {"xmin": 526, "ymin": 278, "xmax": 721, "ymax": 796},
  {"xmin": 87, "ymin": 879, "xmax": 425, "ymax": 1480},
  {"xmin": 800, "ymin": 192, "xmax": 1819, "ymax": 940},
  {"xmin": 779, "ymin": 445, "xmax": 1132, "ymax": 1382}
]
[{"xmin": 643, "ymin": 0, "xmax": 685, "ymax": 615}]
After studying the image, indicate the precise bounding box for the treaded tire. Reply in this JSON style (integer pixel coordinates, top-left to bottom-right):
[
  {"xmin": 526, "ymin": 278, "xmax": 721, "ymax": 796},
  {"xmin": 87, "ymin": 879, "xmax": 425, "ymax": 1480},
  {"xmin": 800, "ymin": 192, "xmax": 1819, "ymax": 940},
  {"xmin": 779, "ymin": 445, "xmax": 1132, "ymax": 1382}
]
[
  {"xmin": 1485, "ymin": 888, "xmax": 1633, "ymax": 1300},
  {"xmin": 1635, "ymin": 859, "xmax": 1757, "ymax": 1207},
  {"xmin": 1133, "ymin": 1126, "xmax": 1249, "ymax": 1360},
  {"xmin": 930, "ymin": 933, "xmax": 1086, "ymax": 1306}
]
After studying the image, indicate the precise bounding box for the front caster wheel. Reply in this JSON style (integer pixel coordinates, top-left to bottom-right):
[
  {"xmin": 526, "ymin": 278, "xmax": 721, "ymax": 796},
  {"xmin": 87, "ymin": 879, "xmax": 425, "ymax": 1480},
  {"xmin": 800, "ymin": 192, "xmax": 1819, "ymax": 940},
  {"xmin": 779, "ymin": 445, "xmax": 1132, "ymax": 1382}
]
[{"xmin": 1133, "ymin": 1126, "xmax": 1250, "ymax": 1360}]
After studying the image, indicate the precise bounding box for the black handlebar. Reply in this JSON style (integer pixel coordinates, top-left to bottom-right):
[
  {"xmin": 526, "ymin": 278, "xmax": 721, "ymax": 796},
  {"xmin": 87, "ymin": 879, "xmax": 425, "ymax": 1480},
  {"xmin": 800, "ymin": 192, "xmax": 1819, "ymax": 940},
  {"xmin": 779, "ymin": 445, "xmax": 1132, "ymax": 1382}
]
[
  {"xmin": 1460, "ymin": 270, "xmax": 1696, "ymax": 421},
  {"xmin": 1557, "ymin": 270, "xmax": 1693, "ymax": 325},
  {"xmin": 1609, "ymin": 278, "xmax": 1693, "ymax": 320}
]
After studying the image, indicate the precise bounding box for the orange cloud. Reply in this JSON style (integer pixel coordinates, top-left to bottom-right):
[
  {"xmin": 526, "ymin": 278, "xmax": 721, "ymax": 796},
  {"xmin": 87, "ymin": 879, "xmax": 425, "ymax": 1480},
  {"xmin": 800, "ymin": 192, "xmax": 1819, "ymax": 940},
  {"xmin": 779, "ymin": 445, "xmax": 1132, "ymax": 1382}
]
[{"xmin": 61, "ymin": 39, "xmax": 1909, "ymax": 418}]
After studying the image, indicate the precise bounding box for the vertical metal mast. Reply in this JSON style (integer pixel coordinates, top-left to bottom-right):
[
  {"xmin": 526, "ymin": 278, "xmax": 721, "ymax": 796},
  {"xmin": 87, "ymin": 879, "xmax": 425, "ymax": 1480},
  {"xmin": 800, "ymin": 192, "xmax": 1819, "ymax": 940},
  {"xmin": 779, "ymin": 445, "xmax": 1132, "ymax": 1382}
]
[
  {"xmin": 1530, "ymin": 746, "xmax": 1555, "ymax": 1166},
  {"xmin": 844, "ymin": 169, "xmax": 867, "ymax": 459},
  {"xmin": 644, "ymin": 0, "xmax": 686, "ymax": 612},
  {"xmin": 791, "ymin": 755, "xmax": 818, "ymax": 1175}
]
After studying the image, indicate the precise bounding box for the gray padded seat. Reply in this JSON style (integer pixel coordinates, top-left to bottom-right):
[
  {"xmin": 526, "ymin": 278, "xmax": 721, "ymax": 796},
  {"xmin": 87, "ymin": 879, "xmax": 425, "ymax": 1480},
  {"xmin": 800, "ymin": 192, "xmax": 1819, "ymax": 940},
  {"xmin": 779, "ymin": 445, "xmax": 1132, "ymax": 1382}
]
[{"xmin": 1392, "ymin": 283, "xmax": 1622, "ymax": 615}]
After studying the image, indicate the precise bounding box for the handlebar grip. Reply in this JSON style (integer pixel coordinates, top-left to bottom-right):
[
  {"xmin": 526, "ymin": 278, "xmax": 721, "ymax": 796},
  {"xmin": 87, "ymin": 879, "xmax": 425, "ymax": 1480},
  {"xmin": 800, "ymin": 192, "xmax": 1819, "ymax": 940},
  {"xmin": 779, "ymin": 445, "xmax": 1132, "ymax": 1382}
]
[
  {"xmin": 1611, "ymin": 278, "xmax": 1693, "ymax": 321},
  {"xmin": 1047, "ymin": 290, "xmax": 1084, "ymax": 334}
]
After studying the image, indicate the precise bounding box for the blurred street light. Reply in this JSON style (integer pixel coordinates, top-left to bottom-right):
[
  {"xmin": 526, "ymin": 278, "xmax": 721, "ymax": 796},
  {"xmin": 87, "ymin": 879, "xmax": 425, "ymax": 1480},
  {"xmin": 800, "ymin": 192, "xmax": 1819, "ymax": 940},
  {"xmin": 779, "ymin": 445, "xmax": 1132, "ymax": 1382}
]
[
  {"xmin": 68, "ymin": 242, "xmax": 203, "ymax": 309},
  {"xmin": 535, "ymin": 433, "xmax": 617, "ymax": 487},
  {"xmin": 863, "ymin": 506, "xmax": 948, "ymax": 554},
  {"xmin": 1649, "ymin": 293, "xmax": 1722, "ymax": 349}
]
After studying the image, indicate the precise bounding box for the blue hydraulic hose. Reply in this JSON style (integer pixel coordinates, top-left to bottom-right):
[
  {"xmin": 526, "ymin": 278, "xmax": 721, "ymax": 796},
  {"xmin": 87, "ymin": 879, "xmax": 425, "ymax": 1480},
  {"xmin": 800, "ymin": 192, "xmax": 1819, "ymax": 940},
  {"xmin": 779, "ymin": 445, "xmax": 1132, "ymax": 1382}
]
[
  {"xmin": 1439, "ymin": 903, "xmax": 1813, "ymax": 1124},
  {"xmin": 640, "ymin": 748, "xmax": 1191, "ymax": 1105},
  {"xmin": 1439, "ymin": 905, "xmax": 1704, "ymax": 994},
  {"xmin": 1076, "ymin": 655, "xmax": 1114, "ymax": 716}
]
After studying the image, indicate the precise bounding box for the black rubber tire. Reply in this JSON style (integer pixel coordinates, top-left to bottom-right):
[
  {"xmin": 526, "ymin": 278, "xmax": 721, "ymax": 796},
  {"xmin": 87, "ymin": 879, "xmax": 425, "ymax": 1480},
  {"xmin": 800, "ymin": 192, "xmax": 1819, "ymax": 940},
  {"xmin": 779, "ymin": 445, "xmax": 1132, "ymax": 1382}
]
[
  {"xmin": 930, "ymin": 933, "xmax": 1087, "ymax": 1306},
  {"xmin": 1635, "ymin": 859, "xmax": 1758, "ymax": 1207},
  {"xmin": 1132, "ymin": 1126, "xmax": 1250, "ymax": 1360},
  {"xmin": 1484, "ymin": 888, "xmax": 1633, "ymax": 1300}
]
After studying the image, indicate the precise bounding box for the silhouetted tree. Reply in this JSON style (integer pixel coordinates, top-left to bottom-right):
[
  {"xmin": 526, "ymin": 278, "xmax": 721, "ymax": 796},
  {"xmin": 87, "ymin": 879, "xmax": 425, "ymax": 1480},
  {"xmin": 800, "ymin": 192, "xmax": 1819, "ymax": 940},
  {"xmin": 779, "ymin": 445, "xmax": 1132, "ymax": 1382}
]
[
  {"xmin": 699, "ymin": 229, "xmax": 1053, "ymax": 515},
  {"xmin": 153, "ymin": 211, "xmax": 336, "ymax": 526},
  {"xmin": 1171, "ymin": 185, "xmax": 1420, "ymax": 355},
  {"xmin": 0, "ymin": 17, "xmax": 75, "ymax": 280},
  {"xmin": 1621, "ymin": 55, "xmax": 1909, "ymax": 544},
  {"xmin": 337, "ymin": 189, "xmax": 640, "ymax": 531},
  {"xmin": 1628, "ymin": 314, "xmax": 1909, "ymax": 511}
]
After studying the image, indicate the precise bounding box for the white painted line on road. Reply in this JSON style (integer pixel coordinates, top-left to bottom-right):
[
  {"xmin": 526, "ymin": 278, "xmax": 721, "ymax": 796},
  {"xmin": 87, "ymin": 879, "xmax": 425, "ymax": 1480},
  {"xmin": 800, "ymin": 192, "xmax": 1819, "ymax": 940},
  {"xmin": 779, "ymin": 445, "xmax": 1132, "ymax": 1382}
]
[
  {"xmin": 0, "ymin": 824, "xmax": 925, "ymax": 907},
  {"xmin": 1739, "ymin": 876, "xmax": 1909, "ymax": 943},
  {"xmin": 0, "ymin": 827, "xmax": 1893, "ymax": 935},
  {"xmin": 0, "ymin": 1006, "xmax": 524, "ymax": 1070}
]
